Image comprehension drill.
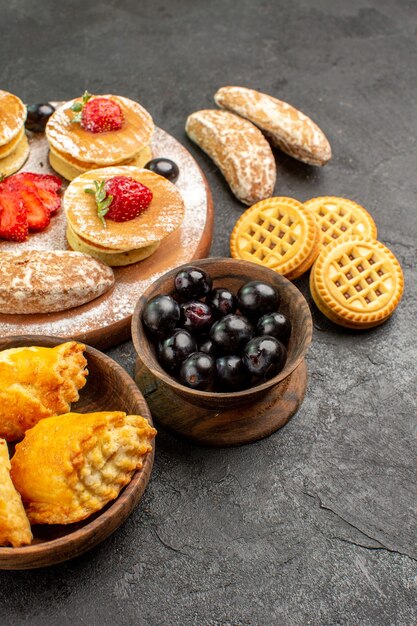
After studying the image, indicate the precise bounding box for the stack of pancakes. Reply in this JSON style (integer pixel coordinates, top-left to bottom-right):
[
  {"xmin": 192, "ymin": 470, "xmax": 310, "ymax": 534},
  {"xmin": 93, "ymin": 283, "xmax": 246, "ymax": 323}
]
[
  {"xmin": 0, "ymin": 91, "xmax": 29, "ymax": 176},
  {"xmin": 64, "ymin": 166, "xmax": 185, "ymax": 266},
  {"xmin": 45, "ymin": 95, "xmax": 154, "ymax": 181}
]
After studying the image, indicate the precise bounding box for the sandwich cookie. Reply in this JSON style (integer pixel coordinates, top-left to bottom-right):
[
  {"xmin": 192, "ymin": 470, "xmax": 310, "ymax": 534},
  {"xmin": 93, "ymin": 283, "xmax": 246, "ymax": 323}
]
[
  {"xmin": 304, "ymin": 196, "xmax": 377, "ymax": 248},
  {"xmin": 230, "ymin": 196, "xmax": 321, "ymax": 280},
  {"xmin": 310, "ymin": 236, "xmax": 404, "ymax": 328},
  {"xmin": 46, "ymin": 93, "xmax": 154, "ymax": 180},
  {"xmin": 64, "ymin": 166, "xmax": 185, "ymax": 266},
  {"xmin": 0, "ymin": 91, "xmax": 29, "ymax": 176}
]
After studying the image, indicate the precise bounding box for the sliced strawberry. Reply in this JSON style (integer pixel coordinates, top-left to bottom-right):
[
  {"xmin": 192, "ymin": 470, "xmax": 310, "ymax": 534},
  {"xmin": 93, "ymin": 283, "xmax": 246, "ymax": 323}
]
[
  {"xmin": 18, "ymin": 172, "xmax": 62, "ymax": 193},
  {"xmin": 8, "ymin": 172, "xmax": 62, "ymax": 193},
  {"xmin": 0, "ymin": 189, "xmax": 28, "ymax": 242},
  {"xmin": 33, "ymin": 185, "xmax": 61, "ymax": 215},
  {"xmin": 13, "ymin": 184, "xmax": 51, "ymax": 232},
  {"xmin": 7, "ymin": 173, "xmax": 61, "ymax": 218}
]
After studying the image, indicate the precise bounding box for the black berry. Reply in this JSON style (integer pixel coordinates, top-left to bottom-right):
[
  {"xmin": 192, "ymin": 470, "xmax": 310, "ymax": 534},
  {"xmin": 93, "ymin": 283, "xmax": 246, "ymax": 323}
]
[
  {"xmin": 243, "ymin": 336, "xmax": 287, "ymax": 381},
  {"xmin": 237, "ymin": 281, "xmax": 280, "ymax": 318},
  {"xmin": 174, "ymin": 266, "xmax": 212, "ymax": 300},
  {"xmin": 256, "ymin": 312, "xmax": 291, "ymax": 344},
  {"xmin": 210, "ymin": 314, "xmax": 254, "ymax": 354},
  {"xmin": 144, "ymin": 158, "xmax": 179, "ymax": 183},
  {"xmin": 25, "ymin": 103, "xmax": 55, "ymax": 132},
  {"xmin": 142, "ymin": 294, "xmax": 180, "ymax": 335},
  {"xmin": 180, "ymin": 352, "xmax": 215, "ymax": 390}
]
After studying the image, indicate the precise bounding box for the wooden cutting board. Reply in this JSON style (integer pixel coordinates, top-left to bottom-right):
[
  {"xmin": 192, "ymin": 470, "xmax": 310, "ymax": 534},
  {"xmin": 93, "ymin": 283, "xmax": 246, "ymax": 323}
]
[{"xmin": 0, "ymin": 110, "xmax": 213, "ymax": 349}]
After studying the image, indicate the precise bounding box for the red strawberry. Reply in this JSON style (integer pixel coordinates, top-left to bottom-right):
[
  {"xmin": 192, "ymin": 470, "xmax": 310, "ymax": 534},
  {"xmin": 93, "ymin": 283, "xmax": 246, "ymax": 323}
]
[
  {"xmin": 7, "ymin": 173, "xmax": 62, "ymax": 216},
  {"xmin": 84, "ymin": 176, "xmax": 153, "ymax": 226},
  {"xmin": 12, "ymin": 184, "xmax": 50, "ymax": 231},
  {"xmin": 0, "ymin": 187, "xmax": 28, "ymax": 242},
  {"xmin": 71, "ymin": 91, "xmax": 124, "ymax": 133},
  {"xmin": 11, "ymin": 172, "xmax": 62, "ymax": 194}
]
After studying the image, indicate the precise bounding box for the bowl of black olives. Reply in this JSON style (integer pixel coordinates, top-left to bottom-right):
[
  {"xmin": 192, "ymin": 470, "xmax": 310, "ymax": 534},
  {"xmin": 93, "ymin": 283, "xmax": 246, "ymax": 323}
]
[{"xmin": 132, "ymin": 258, "xmax": 312, "ymax": 410}]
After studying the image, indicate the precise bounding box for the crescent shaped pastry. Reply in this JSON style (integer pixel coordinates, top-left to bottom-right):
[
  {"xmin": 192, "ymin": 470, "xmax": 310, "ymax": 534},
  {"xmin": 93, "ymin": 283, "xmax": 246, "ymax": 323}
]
[
  {"xmin": 11, "ymin": 411, "xmax": 157, "ymax": 525},
  {"xmin": 0, "ymin": 342, "xmax": 88, "ymax": 441},
  {"xmin": 185, "ymin": 109, "xmax": 276, "ymax": 205},
  {"xmin": 0, "ymin": 439, "xmax": 32, "ymax": 547},
  {"xmin": 214, "ymin": 86, "xmax": 331, "ymax": 166}
]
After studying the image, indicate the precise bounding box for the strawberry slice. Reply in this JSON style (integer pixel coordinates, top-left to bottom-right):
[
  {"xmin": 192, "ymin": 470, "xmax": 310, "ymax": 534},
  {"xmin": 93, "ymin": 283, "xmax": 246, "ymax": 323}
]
[
  {"xmin": 15, "ymin": 185, "xmax": 51, "ymax": 232},
  {"xmin": 0, "ymin": 188, "xmax": 28, "ymax": 242},
  {"xmin": 10, "ymin": 172, "xmax": 62, "ymax": 193},
  {"xmin": 7, "ymin": 173, "xmax": 61, "ymax": 219},
  {"xmin": 32, "ymin": 185, "xmax": 60, "ymax": 215}
]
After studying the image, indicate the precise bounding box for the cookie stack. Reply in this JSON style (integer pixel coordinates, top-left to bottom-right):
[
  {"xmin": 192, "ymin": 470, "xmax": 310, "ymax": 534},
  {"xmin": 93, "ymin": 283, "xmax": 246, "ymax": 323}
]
[
  {"xmin": 0, "ymin": 91, "xmax": 29, "ymax": 176},
  {"xmin": 230, "ymin": 195, "xmax": 404, "ymax": 329}
]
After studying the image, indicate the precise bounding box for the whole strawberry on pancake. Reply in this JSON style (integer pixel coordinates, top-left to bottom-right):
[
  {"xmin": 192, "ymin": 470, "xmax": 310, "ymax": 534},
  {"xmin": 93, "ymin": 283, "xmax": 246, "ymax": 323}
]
[
  {"xmin": 46, "ymin": 92, "xmax": 154, "ymax": 181},
  {"xmin": 64, "ymin": 166, "xmax": 185, "ymax": 266}
]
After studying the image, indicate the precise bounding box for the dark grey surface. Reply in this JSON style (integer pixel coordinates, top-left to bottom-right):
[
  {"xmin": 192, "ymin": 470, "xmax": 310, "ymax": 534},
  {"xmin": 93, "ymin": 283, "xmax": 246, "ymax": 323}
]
[{"xmin": 1, "ymin": 0, "xmax": 416, "ymax": 624}]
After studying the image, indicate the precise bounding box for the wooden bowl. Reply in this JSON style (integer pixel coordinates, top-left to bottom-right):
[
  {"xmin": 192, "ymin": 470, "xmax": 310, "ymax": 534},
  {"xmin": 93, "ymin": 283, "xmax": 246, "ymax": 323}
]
[
  {"xmin": 132, "ymin": 257, "xmax": 313, "ymax": 411},
  {"xmin": 0, "ymin": 335, "xmax": 155, "ymax": 570}
]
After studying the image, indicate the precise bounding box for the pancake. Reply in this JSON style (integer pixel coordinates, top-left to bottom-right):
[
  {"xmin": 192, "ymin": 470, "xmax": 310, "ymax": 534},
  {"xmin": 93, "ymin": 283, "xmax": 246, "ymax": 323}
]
[
  {"xmin": 66, "ymin": 224, "xmax": 159, "ymax": 266},
  {"xmin": 0, "ymin": 134, "xmax": 30, "ymax": 176},
  {"xmin": 0, "ymin": 91, "xmax": 27, "ymax": 147},
  {"xmin": 46, "ymin": 95, "xmax": 154, "ymax": 166},
  {"xmin": 49, "ymin": 143, "xmax": 153, "ymax": 182},
  {"xmin": 64, "ymin": 166, "xmax": 185, "ymax": 251},
  {"xmin": 0, "ymin": 127, "xmax": 25, "ymax": 159}
]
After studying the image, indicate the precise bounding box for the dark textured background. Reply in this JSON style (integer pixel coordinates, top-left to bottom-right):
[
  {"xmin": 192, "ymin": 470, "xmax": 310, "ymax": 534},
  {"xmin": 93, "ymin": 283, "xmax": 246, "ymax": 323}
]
[{"xmin": 1, "ymin": 1, "xmax": 416, "ymax": 624}]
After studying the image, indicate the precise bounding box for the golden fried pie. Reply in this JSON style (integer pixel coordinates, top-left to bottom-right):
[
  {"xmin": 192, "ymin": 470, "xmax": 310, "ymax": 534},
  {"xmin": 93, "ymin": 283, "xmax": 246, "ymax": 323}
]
[
  {"xmin": 11, "ymin": 411, "xmax": 156, "ymax": 525},
  {"xmin": 0, "ymin": 439, "xmax": 32, "ymax": 547},
  {"xmin": 0, "ymin": 342, "xmax": 88, "ymax": 441}
]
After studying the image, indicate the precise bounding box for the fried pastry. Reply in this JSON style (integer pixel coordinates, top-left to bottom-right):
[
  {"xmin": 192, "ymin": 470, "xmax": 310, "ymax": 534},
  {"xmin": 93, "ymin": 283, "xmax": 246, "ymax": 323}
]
[
  {"xmin": 214, "ymin": 86, "xmax": 331, "ymax": 166},
  {"xmin": 0, "ymin": 439, "xmax": 32, "ymax": 547},
  {"xmin": 0, "ymin": 342, "xmax": 88, "ymax": 441},
  {"xmin": 230, "ymin": 197, "xmax": 321, "ymax": 280},
  {"xmin": 11, "ymin": 411, "xmax": 157, "ymax": 525},
  {"xmin": 310, "ymin": 236, "xmax": 404, "ymax": 328}
]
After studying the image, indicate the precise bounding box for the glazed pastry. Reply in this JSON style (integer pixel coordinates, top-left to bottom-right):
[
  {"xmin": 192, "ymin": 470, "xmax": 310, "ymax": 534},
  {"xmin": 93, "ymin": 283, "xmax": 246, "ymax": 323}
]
[
  {"xmin": 64, "ymin": 166, "xmax": 185, "ymax": 266},
  {"xmin": 11, "ymin": 411, "xmax": 157, "ymax": 525},
  {"xmin": 230, "ymin": 197, "xmax": 321, "ymax": 280},
  {"xmin": 214, "ymin": 86, "xmax": 331, "ymax": 166},
  {"xmin": 0, "ymin": 439, "xmax": 32, "ymax": 547},
  {"xmin": 0, "ymin": 342, "xmax": 88, "ymax": 441},
  {"xmin": 0, "ymin": 250, "xmax": 115, "ymax": 313},
  {"xmin": 0, "ymin": 90, "xmax": 29, "ymax": 176},
  {"xmin": 310, "ymin": 236, "xmax": 404, "ymax": 328},
  {"xmin": 46, "ymin": 94, "xmax": 154, "ymax": 181},
  {"xmin": 185, "ymin": 109, "xmax": 276, "ymax": 205},
  {"xmin": 304, "ymin": 196, "xmax": 377, "ymax": 248}
]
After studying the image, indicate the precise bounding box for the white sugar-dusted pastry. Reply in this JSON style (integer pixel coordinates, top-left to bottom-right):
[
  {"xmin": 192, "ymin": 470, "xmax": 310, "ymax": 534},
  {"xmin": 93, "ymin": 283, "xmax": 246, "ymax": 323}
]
[
  {"xmin": 185, "ymin": 109, "xmax": 276, "ymax": 205},
  {"xmin": 0, "ymin": 342, "xmax": 88, "ymax": 441},
  {"xmin": 0, "ymin": 250, "xmax": 115, "ymax": 314},
  {"xmin": 11, "ymin": 411, "xmax": 157, "ymax": 525},
  {"xmin": 0, "ymin": 439, "xmax": 32, "ymax": 547},
  {"xmin": 214, "ymin": 86, "xmax": 331, "ymax": 166}
]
